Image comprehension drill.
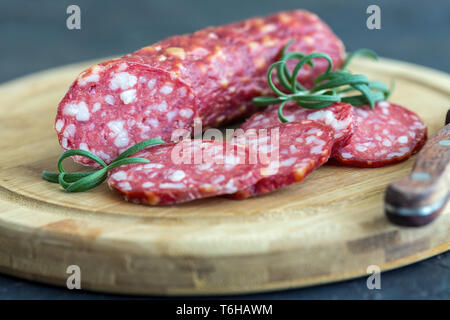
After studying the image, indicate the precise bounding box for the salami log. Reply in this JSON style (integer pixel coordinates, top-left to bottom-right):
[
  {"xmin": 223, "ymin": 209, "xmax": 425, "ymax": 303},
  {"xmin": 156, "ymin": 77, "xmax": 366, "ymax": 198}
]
[
  {"xmin": 108, "ymin": 140, "xmax": 262, "ymax": 205},
  {"xmin": 334, "ymin": 102, "xmax": 427, "ymax": 167},
  {"xmin": 239, "ymin": 102, "xmax": 354, "ymax": 154},
  {"xmin": 230, "ymin": 121, "xmax": 333, "ymax": 199},
  {"xmin": 55, "ymin": 10, "xmax": 345, "ymax": 165}
]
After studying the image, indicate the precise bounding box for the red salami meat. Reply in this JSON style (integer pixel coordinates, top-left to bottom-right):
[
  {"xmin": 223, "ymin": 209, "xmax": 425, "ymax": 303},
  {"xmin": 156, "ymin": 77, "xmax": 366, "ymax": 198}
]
[
  {"xmin": 230, "ymin": 121, "xmax": 333, "ymax": 199},
  {"xmin": 55, "ymin": 10, "xmax": 345, "ymax": 166},
  {"xmin": 239, "ymin": 102, "xmax": 354, "ymax": 154},
  {"xmin": 108, "ymin": 140, "xmax": 262, "ymax": 205},
  {"xmin": 334, "ymin": 102, "xmax": 427, "ymax": 167}
]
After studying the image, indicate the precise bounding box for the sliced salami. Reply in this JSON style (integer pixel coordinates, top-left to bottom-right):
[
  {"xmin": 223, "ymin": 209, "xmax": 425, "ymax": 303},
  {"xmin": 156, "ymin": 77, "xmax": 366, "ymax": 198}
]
[
  {"xmin": 334, "ymin": 102, "xmax": 427, "ymax": 167},
  {"xmin": 108, "ymin": 140, "xmax": 262, "ymax": 205},
  {"xmin": 230, "ymin": 121, "xmax": 333, "ymax": 199},
  {"xmin": 239, "ymin": 102, "xmax": 355, "ymax": 154},
  {"xmin": 55, "ymin": 10, "xmax": 345, "ymax": 166}
]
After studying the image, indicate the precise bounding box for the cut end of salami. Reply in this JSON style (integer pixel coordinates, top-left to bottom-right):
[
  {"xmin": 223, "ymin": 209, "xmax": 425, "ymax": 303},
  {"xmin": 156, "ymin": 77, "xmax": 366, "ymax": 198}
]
[
  {"xmin": 239, "ymin": 102, "xmax": 355, "ymax": 155},
  {"xmin": 334, "ymin": 102, "xmax": 427, "ymax": 167},
  {"xmin": 56, "ymin": 60, "xmax": 196, "ymax": 166},
  {"xmin": 230, "ymin": 121, "xmax": 333, "ymax": 199},
  {"xmin": 107, "ymin": 140, "xmax": 262, "ymax": 205}
]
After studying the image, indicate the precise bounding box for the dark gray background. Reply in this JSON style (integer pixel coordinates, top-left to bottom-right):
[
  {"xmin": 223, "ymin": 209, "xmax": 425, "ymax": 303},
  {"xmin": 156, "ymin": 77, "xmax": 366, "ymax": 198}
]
[{"xmin": 0, "ymin": 0, "xmax": 449, "ymax": 299}]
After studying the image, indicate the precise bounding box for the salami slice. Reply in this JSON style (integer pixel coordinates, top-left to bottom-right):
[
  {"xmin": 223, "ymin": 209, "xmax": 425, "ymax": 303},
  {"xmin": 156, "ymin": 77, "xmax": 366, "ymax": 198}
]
[
  {"xmin": 230, "ymin": 121, "xmax": 333, "ymax": 199},
  {"xmin": 334, "ymin": 102, "xmax": 427, "ymax": 167},
  {"xmin": 55, "ymin": 10, "xmax": 345, "ymax": 166},
  {"xmin": 239, "ymin": 102, "xmax": 354, "ymax": 154},
  {"xmin": 108, "ymin": 140, "xmax": 262, "ymax": 205}
]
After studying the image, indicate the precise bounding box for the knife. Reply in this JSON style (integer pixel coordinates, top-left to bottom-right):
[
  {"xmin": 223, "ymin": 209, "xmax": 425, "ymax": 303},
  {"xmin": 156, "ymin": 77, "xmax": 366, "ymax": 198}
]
[{"xmin": 385, "ymin": 109, "xmax": 450, "ymax": 227}]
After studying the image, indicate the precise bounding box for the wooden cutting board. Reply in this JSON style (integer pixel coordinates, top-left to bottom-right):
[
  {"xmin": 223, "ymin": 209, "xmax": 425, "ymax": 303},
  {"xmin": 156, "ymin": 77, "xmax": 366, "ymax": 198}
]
[{"xmin": 0, "ymin": 57, "xmax": 448, "ymax": 296}]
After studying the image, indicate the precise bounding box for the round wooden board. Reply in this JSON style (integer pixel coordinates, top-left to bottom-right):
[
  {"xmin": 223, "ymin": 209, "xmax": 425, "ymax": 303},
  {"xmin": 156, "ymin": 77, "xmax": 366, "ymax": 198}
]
[{"xmin": 0, "ymin": 57, "xmax": 448, "ymax": 296}]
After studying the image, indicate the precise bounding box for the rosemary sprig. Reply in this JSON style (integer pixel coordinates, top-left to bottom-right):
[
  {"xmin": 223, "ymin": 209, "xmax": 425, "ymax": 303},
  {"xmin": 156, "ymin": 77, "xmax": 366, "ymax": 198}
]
[
  {"xmin": 253, "ymin": 44, "xmax": 392, "ymax": 123},
  {"xmin": 42, "ymin": 138, "xmax": 165, "ymax": 192}
]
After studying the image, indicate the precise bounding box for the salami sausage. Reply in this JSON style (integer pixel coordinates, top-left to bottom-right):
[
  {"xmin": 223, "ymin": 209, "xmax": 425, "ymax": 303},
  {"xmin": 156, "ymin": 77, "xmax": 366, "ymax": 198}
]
[
  {"xmin": 239, "ymin": 102, "xmax": 355, "ymax": 154},
  {"xmin": 108, "ymin": 140, "xmax": 262, "ymax": 205},
  {"xmin": 230, "ymin": 121, "xmax": 333, "ymax": 199},
  {"xmin": 334, "ymin": 101, "xmax": 427, "ymax": 167},
  {"xmin": 55, "ymin": 10, "xmax": 345, "ymax": 165}
]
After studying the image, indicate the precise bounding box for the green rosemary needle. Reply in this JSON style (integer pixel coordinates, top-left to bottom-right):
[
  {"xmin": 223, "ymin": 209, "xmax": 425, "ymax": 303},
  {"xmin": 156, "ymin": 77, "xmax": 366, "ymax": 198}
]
[
  {"xmin": 42, "ymin": 138, "xmax": 165, "ymax": 192},
  {"xmin": 253, "ymin": 43, "xmax": 393, "ymax": 122}
]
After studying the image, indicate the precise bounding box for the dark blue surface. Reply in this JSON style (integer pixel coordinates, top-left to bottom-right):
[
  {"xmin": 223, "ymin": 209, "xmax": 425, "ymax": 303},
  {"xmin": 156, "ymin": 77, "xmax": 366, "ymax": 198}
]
[{"xmin": 0, "ymin": 0, "xmax": 449, "ymax": 299}]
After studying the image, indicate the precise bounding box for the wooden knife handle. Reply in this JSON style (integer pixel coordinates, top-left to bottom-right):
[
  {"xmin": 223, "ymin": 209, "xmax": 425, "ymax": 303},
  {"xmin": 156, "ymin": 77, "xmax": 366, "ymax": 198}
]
[{"xmin": 385, "ymin": 115, "xmax": 450, "ymax": 227}]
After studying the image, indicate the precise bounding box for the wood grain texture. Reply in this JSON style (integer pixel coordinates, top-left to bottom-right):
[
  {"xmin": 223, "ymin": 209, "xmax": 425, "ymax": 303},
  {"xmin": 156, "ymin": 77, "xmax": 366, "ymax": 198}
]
[{"xmin": 0, "ymin": 57, "xmax": 448, "ymax": 295}]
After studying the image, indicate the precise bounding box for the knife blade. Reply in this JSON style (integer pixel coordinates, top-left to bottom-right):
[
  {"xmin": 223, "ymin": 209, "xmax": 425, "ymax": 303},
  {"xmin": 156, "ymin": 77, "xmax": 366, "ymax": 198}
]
[{"xmin": 384, "ymin": 109, "xmax": 450, "ymax": 227}]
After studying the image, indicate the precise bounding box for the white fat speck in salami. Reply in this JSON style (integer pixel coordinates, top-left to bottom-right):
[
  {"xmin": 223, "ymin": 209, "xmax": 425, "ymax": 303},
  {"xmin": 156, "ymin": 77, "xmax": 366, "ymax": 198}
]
[
  {"xmin": 63, "ymin": 124, "xmax": 76, "ymax": 137},
  {"xmin": 168, "ymin": 170, "xmax": 186, "ymax": 182},
  {"xmin": 167, "ymin": 110, "xmax": 178, "ymax": 121},
  {"xmin": 107, "ymin": 120, "xmax": 130, "ymax": 148},
  {"xmin": 160, "ymin": 183, "xmax": 186, "ymax": 189},
  {"xmin": 114, "ymin": 135, "xmax": 130, "ymax": 148},
  {"xmin": 79, "ymin": 142, "xmax": 90, "ymax": 151},
  {"xmin": 335, "ymin": 102, "xmax": 427, "ymax": 167},
  {"xmin": 63, "ymin": 102, "xmax": 90, "ymax": 121},
  {"xmin": 310, "ymin": 144, "xmax": 324, "ymax": 155},
  {"xmin": 147, "ymin": 79, "xmax": 156, "ymax": 89},
  {"xmin": 382, "ymin": 139, "xmax": 392, "ymax": 147},
  {"xmin": 142, "ymin": 182, "xmax": 155, "ymax": 188},
  {"xmin": 111, "ymin": 170, "xmax": 127, "ymax": 181},
  {"xmin": 213, "ymin": 175, "xmax": 225, "ymax": 184},
  {"xmin": 105, "ymin": 95, "xmax": 115, "ymax": 105},
  {"xmin": 144, "ymin": 163, "xmax": 164, "ymax": 169},
  {"xmin": 197, "ymin": 163, "xmax": 212, "ymax": 170},
  {"xmin": 118, "ymin": 182, "xmax": 132, "ymax": 191},
  {"xmin": 107, "ymin": 120, "xmax": 124, "ymax": 134},
  {"xmin": 61, "ymin": 138, "xmax": 68, "ymax": 148},
  {"xmin": 179, "ymin": 109, "xmax": 194, "ymax": 118},
  {"xmin": 341, "ymin": 152, "xmax": 352, "ymax": 159},
  {"xmin": 120, "ymin": 89, "xmax": 137, "ymax": 104},
  {"xmin": 92, "ymin": 102, "xmax": 101, "ymax": 112},
  {"xmin": 355, "ymin": 145, "xmax": 367, "ymax": 152},
  {"xmin": 109, "ymin": 72, "xmax": 137, "ymax": 90},
  {"xmin": 151, "ymin": 101, "xmax": 168, "ymax": 112},
  {"xmin": 55, "ymin": 119, "xmax": 64, "ymax": 132},
  {"xmin": 147, "ymin": 118, "xmax": 159, "ymax": 128},
  {"xmin": 160, "ymin": 85, "xmax": 173, "ymax": 95},
  {"xmin": 79, "ymin": 74, "xmax": 99, "ymax": 86},
  {"xmin": 280, "ymin": 158, "xmax": 297, "ymax": 167}
]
